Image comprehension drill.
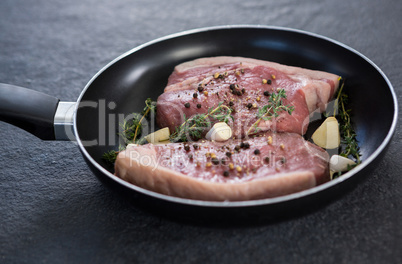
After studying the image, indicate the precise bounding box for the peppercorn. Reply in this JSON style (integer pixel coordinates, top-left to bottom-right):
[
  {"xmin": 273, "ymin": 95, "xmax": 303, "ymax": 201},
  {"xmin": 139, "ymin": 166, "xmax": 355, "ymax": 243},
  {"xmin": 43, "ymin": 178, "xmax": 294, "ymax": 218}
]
[
  {"xmin": 229, "ymin": 84, "xmax": 235, "ymax": 90},
  {"xmin": 193, "ymin": 93, "xmax": 198, "ymax": 98},
  {"xmin": 263, "ymin": 91, "xmax": 270, "ymax": 96},
  {"xmin": 184, "ymin": 145, "xmax": 190, "ymax": 151},
  {"xmin": 223, "ymin": 170, "xmax": 229, "ymax": 177},
  {"xmin": 265, "ymin": 138, "xmax": 271, "ymax": 147},
  {"xmin": 225, "ymin": 152, "xmax": 232, "ymax": 158},
  {"xmin": 234, "ymin": 145, "xmax": 240, "ymax": 152},
  {"xmin": 229, "ymin": 101, "xmax": 234, "ymax": 107},
  {"xmin": 240, "ymin": 142, "xmax": 245, "ymax": 148},
  {"xmin": 241, "ymin": 88, "xmax": 245, "ymax": 94},
  {"xmin": 184, "ymin": 102, "xmax": 190, "ymax": 108},
  {"xmin": 198, "ymin": 86, "xmax": 204, "ymax": 92},
  {"xmin": 246, "ymin": 103, "xmax": 253, "ymax": 109},
  {"xmin": 193, "ymin": 144, "xmax": 199, "ymax": 150},
  {"xmin": 264, "ymin": 157, "xmax": 270, "ymax": 164},
  {"xmin": 229, "ymin": 163, "xmax": 234, "ymax": 170},
  {"xmin": 267, "ymin": 79, "xmax": 272, "ymax": 85},
  {"xmin": 243, "ymin": 142, "xmax": 250, "ymax": 149},
  {"xmin": 196, "ymin": 103, "xmax": 202, "ymax": 109},
  {"xmin": 254, "ymin": 149, "xmax": 260, "ymax": 155},
  {"xmin": 211, "ymin": 158, "xmax": 219, "ymax": 165},
  {"xmin": 236, "ymin": 90, "xmax": 242, "ymax": 96}
]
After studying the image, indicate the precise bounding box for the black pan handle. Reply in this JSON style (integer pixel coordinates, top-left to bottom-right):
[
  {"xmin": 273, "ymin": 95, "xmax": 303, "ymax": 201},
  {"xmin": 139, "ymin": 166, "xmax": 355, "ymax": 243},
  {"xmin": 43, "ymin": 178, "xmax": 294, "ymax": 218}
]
[{"xmin": 0, "ymin": 83, "xmax": 60, "ymax": 140}]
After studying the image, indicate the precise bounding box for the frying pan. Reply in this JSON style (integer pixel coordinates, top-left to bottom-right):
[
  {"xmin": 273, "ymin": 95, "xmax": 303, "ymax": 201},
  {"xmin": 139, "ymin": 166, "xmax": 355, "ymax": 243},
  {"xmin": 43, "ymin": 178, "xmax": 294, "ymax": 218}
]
[{"xmin": 0, "ymin": 25, "xmax": 397, "ymax": 223}]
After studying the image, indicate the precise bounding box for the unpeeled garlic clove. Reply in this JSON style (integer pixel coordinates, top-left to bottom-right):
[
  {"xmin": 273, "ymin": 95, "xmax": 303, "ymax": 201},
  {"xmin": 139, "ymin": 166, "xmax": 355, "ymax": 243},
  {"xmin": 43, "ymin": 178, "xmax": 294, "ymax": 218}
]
[{"xmin": 329, "ymin": 155, "xmax": 356, "ymax": 172}]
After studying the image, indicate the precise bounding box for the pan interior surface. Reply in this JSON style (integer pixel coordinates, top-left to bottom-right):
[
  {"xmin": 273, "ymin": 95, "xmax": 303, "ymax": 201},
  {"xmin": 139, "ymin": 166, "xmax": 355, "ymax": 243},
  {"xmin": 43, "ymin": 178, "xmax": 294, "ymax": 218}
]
[{"xmin": 75, "ymin": 26, "xmax": 397, "ymax": 207}]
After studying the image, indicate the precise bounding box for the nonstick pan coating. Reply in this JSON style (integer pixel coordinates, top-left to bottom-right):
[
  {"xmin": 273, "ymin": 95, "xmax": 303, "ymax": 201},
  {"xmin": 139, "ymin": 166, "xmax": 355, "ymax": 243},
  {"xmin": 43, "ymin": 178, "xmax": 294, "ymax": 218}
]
[{"xmin": 73, "ymin": 26, "xmax": 397, "ymax": 221}]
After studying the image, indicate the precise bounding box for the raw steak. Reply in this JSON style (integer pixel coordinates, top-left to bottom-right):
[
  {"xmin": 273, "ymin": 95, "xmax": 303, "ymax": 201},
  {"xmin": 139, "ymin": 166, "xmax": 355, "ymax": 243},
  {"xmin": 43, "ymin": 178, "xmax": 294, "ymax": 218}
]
[
  {"xmin": 114, "ymin": 132, "xmax": 329, "ymax": 201},
  {"xmin": 156, "ymin": 56, "xmax": 340, "ymax": 138}
]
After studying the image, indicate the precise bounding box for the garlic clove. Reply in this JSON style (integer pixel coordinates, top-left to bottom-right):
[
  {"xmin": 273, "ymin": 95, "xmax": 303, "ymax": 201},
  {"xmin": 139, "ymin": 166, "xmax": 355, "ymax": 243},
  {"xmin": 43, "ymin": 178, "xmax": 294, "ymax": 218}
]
[
  {"xmin": 205, "ymin": 122, "xmax": 232, "ymax": 142},
  {"xmin": 312, "ymin": 116, "xmax": 340, "ymax": 149},
  {"xmin": 329, "ymin": 155, "xmax": 356, "ymax": 172},
  {"xmin": 145, "ymin": 127, "xmax": 170, "ymax": 144},
  {"xmin": 154, "ymin": 140, "xmax": 170, "ymax": 145}
]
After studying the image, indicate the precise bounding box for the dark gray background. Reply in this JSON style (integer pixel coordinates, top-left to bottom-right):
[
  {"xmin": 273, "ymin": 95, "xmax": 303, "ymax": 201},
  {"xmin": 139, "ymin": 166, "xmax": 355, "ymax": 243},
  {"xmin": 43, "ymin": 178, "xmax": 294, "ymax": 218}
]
[{"xmin": 1, "ymin": 0, "xmax": 401, "ymax": 263}]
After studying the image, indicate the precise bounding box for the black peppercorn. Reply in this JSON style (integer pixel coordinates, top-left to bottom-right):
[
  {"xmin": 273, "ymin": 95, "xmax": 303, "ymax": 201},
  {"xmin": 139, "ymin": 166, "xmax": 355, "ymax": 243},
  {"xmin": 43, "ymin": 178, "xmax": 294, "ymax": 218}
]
[
  {"xmin": 264, "ymin": 91, "xmax": 270, "ymax": 96},
  {"xmin": 254, "ymin": 149, "xmax": 260, "ymax": 155},
  {"xmin": 196, "ymin": 103, "xmax": 202, "ymax": 109},
  {"xmin": 225, "ymin": 152, "xmax": 232, "ymax": 158},
  {"xmin": 246, "ymin": 103, "xmax": 252, "ymax": 109},
  {"xmin": 211, "ymin": 158, "xmax": 219, "ymax": 165},
  {"xmin": 184, "ymin": 145, "xmax": 190, "ymax": 151},
  {"xmin": 184, "ymin": 102, "xmax": 190, "ymax": 108},
  {"xmin": 223, "ymin": 170, "xmax": 229, "ymax": 177},
  {"xmin": 193, "ymin": 93, "xmax": 198, "ymax": 98}
]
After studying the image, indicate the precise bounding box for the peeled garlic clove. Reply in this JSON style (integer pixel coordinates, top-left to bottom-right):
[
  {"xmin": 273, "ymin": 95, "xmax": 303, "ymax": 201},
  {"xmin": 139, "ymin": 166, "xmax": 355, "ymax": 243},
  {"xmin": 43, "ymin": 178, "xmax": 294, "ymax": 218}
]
[
  {"xmin": 329, "ymin": 155, "xmax": 356, "ymax": 172},
  {"xmin": 154, "ymin": 140, "xmax": 170, "ymax": 145},
  {"xmin": 145, "ymin": 127, "xmax": 170, "ymax": 143},
  {"xmin": 205, "ymin": 122, "xmax": 232, "ymax": 142},
  {"xmin": 312, "ymin": 116, "xmax": 340, "ymax": 149}
]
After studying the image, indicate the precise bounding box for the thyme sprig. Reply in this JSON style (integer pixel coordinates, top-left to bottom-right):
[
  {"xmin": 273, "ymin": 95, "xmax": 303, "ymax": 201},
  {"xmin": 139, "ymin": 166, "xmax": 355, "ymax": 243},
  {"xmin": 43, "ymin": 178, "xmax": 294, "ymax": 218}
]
[
  {"xmin": 246, "ymin": 88, "xmax": 294, "ymax": 135},
  {"xmin": 119, "ymin": 98, "xmax": 157, "ymax": 144},
  {"xmin": 102, "ymin": 98, "xmax": 156, "ymax": 165},
  {"xmin": 169, "ymin": 102, "xmax": 234, "ymax": 142},
  {"xmin": 102, "ymin": 150, "xmax": 119, "ymax": 165},
  {"xmin": 333, "ymin": 80, "xmax": 361, "ymax": 164}
]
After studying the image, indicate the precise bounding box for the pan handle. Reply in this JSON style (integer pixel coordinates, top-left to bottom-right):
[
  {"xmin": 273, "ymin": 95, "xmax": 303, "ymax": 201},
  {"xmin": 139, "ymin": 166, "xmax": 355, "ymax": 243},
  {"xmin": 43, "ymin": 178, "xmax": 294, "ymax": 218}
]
[{"xmin": 0, "ymin": 83, "xmax": 76, "ymax": 141}]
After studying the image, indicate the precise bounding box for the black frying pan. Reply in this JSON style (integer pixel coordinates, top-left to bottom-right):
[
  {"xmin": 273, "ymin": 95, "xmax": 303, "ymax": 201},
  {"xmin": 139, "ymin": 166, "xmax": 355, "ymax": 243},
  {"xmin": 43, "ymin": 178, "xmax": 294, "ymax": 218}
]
[{"xmin": 0, "ymin": 26, "xmax": 398, "ymax": 223}]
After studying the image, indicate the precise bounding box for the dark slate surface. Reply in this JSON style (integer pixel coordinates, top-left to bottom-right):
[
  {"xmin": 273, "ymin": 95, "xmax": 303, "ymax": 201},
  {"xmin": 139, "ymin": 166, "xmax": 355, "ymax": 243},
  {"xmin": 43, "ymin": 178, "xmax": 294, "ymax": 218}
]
[{"xmin": 0, "ymin": 0, "xmax": 401, "ymax": 263}]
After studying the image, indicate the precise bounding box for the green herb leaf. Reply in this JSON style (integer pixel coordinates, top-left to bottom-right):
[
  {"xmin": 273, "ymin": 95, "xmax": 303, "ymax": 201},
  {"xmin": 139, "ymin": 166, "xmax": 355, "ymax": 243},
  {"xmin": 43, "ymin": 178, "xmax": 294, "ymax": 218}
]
[
  {"xmin": 247, "ymin": 88, "xmax": 294, "ymax": 135},
  {"xmin": 169, "ymin": 102, "xmax": 233, "ymax": 142},
  {"xmin": 330, "ymin": 78, "xmax": 361, "ymax": 178},
  {"xmin": 102, "ymin": 98, "xmax": 157, "ymax": 164}
]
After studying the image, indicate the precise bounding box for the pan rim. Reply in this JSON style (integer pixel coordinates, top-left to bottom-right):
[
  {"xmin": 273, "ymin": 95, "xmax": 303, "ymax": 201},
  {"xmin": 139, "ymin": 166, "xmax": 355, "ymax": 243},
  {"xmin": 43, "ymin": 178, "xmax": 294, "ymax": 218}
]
[{"xmin": 73, "ymin": 25, "xmax": 398, "ymax": 208}]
